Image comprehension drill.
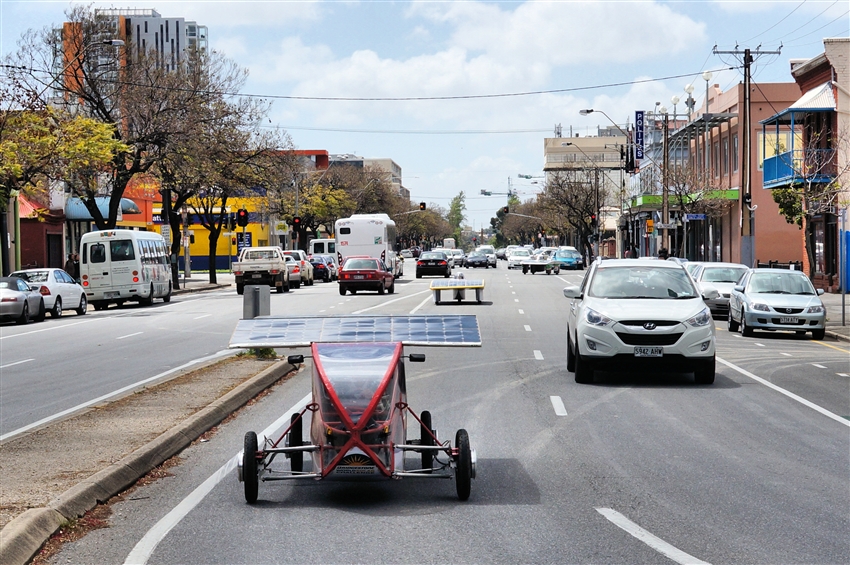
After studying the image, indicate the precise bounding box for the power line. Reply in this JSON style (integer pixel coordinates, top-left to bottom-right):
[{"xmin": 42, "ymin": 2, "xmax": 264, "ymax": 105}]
[{"xmin": 742, "ymin": 0, "xmax": 808, "ymax": 43}]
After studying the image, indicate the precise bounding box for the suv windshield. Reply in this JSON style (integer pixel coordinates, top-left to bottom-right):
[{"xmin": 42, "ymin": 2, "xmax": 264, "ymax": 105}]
[{"xmin": 589, "ymin": 266, "xmax": 698, "ymax": 299}]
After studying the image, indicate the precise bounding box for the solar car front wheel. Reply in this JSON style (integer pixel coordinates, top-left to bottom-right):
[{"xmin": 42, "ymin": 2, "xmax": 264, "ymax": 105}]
[
  {"xmin": 420, "ymin": 410, "xmax": 433, "ymax": 473},
  {"xmin": 243, "ymin": 431, "xmax": 259, "ymax": 503},
  {"xmin": 455, "ymin": 429, "xmax": 472, "ymax": 501}
]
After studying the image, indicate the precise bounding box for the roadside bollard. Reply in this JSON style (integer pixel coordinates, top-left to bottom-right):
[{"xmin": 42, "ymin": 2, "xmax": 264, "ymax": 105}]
[{"xmin": 243, "ymin": 285, "xmax": 270, "ymax": 319}]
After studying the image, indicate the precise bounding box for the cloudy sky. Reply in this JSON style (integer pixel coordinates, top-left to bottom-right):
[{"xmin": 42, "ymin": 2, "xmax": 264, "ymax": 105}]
[{"xmin": 2, "ymin": 1, "xmax": 847, "ymax": 228}]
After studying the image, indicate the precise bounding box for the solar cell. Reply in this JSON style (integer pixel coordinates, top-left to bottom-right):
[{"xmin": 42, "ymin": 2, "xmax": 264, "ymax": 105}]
[{"xmin": 229, "ymin": 315, "xmax": 481, "ymax": 348}]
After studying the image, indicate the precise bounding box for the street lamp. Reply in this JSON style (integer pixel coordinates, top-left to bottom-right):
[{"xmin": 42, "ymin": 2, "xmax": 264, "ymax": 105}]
[
  {"xmin": 684, "ymin": 83, "xmax": 696, "ymax": 121},
  {"xmin": 702, "ymin": 70, "xmax": 713, "ymax": 115}
]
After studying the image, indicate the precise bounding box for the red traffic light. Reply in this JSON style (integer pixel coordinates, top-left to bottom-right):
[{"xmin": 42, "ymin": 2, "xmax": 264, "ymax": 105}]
[
  {"xmin": 419, "ymin": 202, "xmax": 426, "ymax": 211},
  {"xmin": 236, "ymin": 208, "xmax": 249, "ymax": 227},
  {"xmin": 502, "ymin": 206, "xmax": 509, "ymax": 214},
  {"xmin": 293, "ymin": 216, "xmax": 302, "ymax": 226}
]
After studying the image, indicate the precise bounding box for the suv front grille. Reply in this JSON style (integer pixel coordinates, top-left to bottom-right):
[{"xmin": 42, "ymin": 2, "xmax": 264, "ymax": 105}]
[{"xmin": 616, "ymin": 332, "xmax": 683, "ymax": 346}]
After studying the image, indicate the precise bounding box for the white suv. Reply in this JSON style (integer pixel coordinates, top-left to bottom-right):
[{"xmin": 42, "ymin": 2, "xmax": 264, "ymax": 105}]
[
  {"xmin": 563, "ymin": 259, "xmax": 718, "ymax": 385},
  {"xmin": 282, "ymin": 250, "xmax": 314, "ymax": 288}
]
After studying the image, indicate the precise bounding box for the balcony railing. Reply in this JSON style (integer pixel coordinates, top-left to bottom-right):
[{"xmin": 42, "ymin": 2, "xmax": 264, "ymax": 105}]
[{"xmin": 763, "ymin": 148, "xmax": 837, "ymax": 188}]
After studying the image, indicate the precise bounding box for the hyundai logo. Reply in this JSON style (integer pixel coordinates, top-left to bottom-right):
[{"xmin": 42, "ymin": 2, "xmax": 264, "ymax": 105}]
[{"xmin": 643, "ymin": 322, "xmax": 657, "ymax": 330}]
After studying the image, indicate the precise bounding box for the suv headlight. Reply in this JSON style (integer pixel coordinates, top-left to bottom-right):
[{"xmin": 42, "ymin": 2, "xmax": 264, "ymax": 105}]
[
  {"xmin": 585, "ymin": 308, "xmax": 612, "ymax": 327},
  {"xmin": 686, "ymin": 307, "xmax": 712, "ymax": 327},
  {"xmin": 806, "ymin": 305, "xmax": 825, "ymax": 314},
  {"xmin": 750, "ymin": 302, "xmax": 770, "ymax": 312}
]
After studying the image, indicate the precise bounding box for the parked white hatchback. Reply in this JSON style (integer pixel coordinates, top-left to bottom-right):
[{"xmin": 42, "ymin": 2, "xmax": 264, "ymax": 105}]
[
  {"xmin": 563, "ymin": 259, "xmax": 718, "ymax": 385},
  {"xmin": 10, "ymin": 268, "xmax": 87, "ymax": 317}
]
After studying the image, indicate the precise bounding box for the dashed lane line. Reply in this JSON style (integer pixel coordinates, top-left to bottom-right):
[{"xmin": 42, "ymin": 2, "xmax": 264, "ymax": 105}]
[
  {"xmin": 117, "ymin": 332, "xmax": 143, "ymax": 340},
  {"xmin": 596, "ymin": 508, "xmax": 710, "ymax": 565},
  {"xmin": 0, "ymin": 358, "xmax": 34, "ymax": 369},
  {"xmin": 534, "ymin": 350, "xmax": 544, "ymax": 360},
  {"xmin": 550, "ymin": 396, "xmax": 568, "ymax": 416},
  {"xmin": 524, "ymin": 325, "xmax": 532, "ymax": 332}
]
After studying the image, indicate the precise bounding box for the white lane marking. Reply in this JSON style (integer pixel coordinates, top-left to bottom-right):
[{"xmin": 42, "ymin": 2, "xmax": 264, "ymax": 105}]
[
  {"xmin": 512, "ymin": 291, "xmax": 516, "ymax": 294},
  {"xmin": 355, "ymin": 289, "xmax": 431, "ymax": 314},
  {"xmin": 717, "ymin": 356, "xmax": 850, "ymax": 428},
  {"xmin": 518, "ymin": 309, "xmax": 524, "ymax": 314},
  {"xmin": 811, "ymin": 363, "xmax": 827, "ymax": 369},
  {"xmin": 0, "ymin": 358, "xmax": 35, "ymax": 369},
  {"xmin": 524, "ymin": 325, "xmax": 532, "ymax": 332},
  {"xmin": 0, "ymin": 349, "xmax": 235, "ymax": 443},
  {"xmin": 780, "ymin": 352, "xmax": 793, "ymax": 357},
  {"xmin": 755, "ymin": 343, "xmax": 765, "ymax": 347},
  {"xmin": 550, "ymin": 396, "xmax": 567, "ymax": 416},
  {"xmin": 124, "ymin": 392, "xmax": 312, "ymax": 565},
  {"xmin": 409, "ymin": 294, "xmax": 433, "ymax": 314},
  {"xmin": 117, "ymin": 332, "xmax": 143, "ymax": 340},
  {"xmin": 193, "ymin": 314, "xmax": 211, "ymax": 320},
  {"xmin": 838, "ymin": 373, "xmax": 849, "ymax": 377},
  {"xmin": 514, "ymin": 298, "xmax": 519, "ymax": 302},
  {"xmin": 534, "ymin": 350, "xmax": 544, "ymax": 360},
  {"xmin": 596, "ymin": 508, "xmax": 710, "ymax": 565}
]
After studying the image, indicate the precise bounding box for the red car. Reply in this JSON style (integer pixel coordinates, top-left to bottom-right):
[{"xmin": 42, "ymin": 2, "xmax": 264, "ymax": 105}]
[{"xmin": 338, "ymin": 257, "xmax": 395, "ymax": 295}]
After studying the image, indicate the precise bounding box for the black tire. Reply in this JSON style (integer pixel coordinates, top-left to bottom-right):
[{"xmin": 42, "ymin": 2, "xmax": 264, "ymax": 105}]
[
  {"xmin": 16, "ymin": 303, "xmax": 29, "ymax": 325},
  {"xmin": 741, "ymin": 309, "xmax": 753, "ymax": 337},
  {"xmin": 694, "ymin": 356, "xmax": 716, "ymax": 385},
  {"xmin": 93, "ymin": 301, "xmax": 106, "ymax": 311},
  {"xmin": 51, "ymin": 297, "xmax": 62, "ymax": 318},
  {"xmin": 811, "ymin": 328, "xmax": 825, "ymax": 340},
  {"xmin": 420, "ymin": 411, "xmax": 433, "ymax": 473},
  {"xmin": 351, "ymin": 289, "xmax": 357, "ymax": 295},
  {"xmin": 388, "ymin": 281, "xmax": 395, "ymax": 294},
  {"xmin": 76, "ymin": 294, "xmax": 87, "ymax": 315},
  {"xmin": 484, "ymin": 264, "xmax": 489, "ymax": 269},
  {"xmin": 162, "ymin": 284, "xmax": 171, "ymax": 303},
  {"xmin": 378, "ymin": 284, "xmax": 385, "ymax": 295},
  {"xmin": 289, "ymin": 414, "xmax": 303, "ymax": 473},
  {"xmin": 140, "ymin": 285, "xmax": 154, "ymax": 306},
  {"xmin": 276, "ymin": 276, "xmax": 284, "ymax": 293},
  {"xmin": 416, "ymin": 273, "xmax": 422, "ymax": 279},
  {"xmin": 455, "ymin": 429, "xmax": 472, "ymax": 501},
  {"xmin": 35, "ymin": 299, "xmax": 46, "ymax": 322},
  {"xmin": 236, "ymin": 283, "xmax": 244, "ymax": 295},
  {"xmin": 243, "ymin": 431, "xmax": 259, "ymax": 504},
  {"xmin": 283, "ymin": 281, "xmax": 290, "ymax": 292},
  {"xmin": 566, "ymin": 333, "xmax": 576, "ymax": 373},
  {"xmin": 339, "ymin": 285, "xmax": 346, "ymax": 296},
  {"xmin": 727, "ymin": 310, "xmax": 739, "ymax": 332},
  {"xmin": 574, "ymin": 350, "xmax": 594, "ymax": 384}
]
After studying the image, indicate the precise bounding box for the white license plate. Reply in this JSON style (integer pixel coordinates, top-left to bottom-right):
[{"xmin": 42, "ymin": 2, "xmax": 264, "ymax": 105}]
[
  {"xmin": 252, "ymin": 274, "xmax": 262, "ymax": 278},
  {"xmin": 780, "ymin": 316, "xmax": 799, "ymax": 324},
  {"xmin": 104, "ymin": 291, "xmax": 119, "ymax": 299},
  {"xmin": 634, "ymin": 346, "xmax": 663, "ymax": 357},
  {"xmin": 353, "ymin": 275, "xmax": 365, "ymax": 280}
]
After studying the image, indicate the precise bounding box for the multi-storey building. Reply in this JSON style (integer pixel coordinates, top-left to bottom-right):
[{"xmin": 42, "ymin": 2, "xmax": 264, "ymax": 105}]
[
  {"xmin": 761, "ymin": 37, "xmax": 849, "ymax": 291},
  {"xmin": 329, "ymin": 154, "xmax": 410, "ymax": 199}
]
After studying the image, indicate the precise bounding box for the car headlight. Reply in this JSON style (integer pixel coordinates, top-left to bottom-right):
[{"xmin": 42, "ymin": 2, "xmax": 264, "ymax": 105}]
[
  {"xmin": 585, "ymin": 308, "xmax": 612, "ymax": 327},
  {"xmin": 686, "ymin": 307, "xmax": 713, "ymax": 327},
  {"xmin": 750, "ymin": 302, "xmax": 770, "ymax": 312},
  {"xmin": 807, "ymin": 305, "xmax": 825, "ymax": 314}
]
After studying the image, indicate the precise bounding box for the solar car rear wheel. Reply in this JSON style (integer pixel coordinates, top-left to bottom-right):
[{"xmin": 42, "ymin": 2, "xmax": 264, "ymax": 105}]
[
  {"xmin": 289, "ymin": 414, "xmax": 303, "ymax": 472},
  {"xmin": 243, "ymin": 431, "xmax": 259, "ymax": 504},
  {"xmin": 420, "ymin": 411, "xmax": 433, "ymax": 473},
  {"xmin": 455, "ymin": 429, "xmax": 472, "ymax": 501}
]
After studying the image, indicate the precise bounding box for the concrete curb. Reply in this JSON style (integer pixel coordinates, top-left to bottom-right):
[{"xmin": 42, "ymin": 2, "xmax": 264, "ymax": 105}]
[
  {"xmin": 171, "ymin": 283, "xmax": 230, "ymax": 296},
  {"xmin": 0, "ymin": 359, "xmax": 291, "ymax": 565},
  {"xmin": 825, "ymin": 329, "xmax": 849, "ymax": 342}
]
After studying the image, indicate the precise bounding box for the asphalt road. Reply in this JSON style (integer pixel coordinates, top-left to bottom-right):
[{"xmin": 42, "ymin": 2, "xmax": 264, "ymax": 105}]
[{"xmin": 25, "ymin": 262, "xmax": 850, "ymax": 564}]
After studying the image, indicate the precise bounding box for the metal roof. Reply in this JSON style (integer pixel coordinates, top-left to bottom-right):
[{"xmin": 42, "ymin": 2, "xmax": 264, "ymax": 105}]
[
  {"xmin": 64, "ymin": 197, "xmax": 141, "ymax": 221},
  {"xmin": 760, "ymin": 82, "xmax": 835, "ymax": 125},
  {"xmin": 669, "ymin": 113, "xmax": 738, "ymax": 142}
]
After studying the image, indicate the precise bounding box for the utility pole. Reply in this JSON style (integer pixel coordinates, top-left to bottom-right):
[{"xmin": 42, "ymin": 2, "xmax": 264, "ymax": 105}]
[{"xmin": 713, "ymin": 45, "xmax": 781, "ymax": 267}]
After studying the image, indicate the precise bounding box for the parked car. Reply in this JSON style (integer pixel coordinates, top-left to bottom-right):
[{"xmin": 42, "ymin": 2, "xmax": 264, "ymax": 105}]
[
  {"xmin": 309, "ymin": 255, "xmax": 335, "ymax": 282},
  {"xmin": 551, "ymin": 248, "xmax": 584, "ymax": 270},
  {"xmin": 464, "ymin": 251, "xmax": 489, "ymax": 268},
  {"xmin": 727, "ymin": 268, "xmax": 826, "ymax": 340},
  {"xmin": 507, "ymin": 248, "xmax": 531, "ymax": 269},
  {"xmin": 416, "ymin": 251, "xmax": 452, "ymax": 278},
  {"xmin": 10, "ymin": 268, "xmax": 87, "ymax": 317},
  {"xmin": 563, "ymin": 259, "xmax": 718, "ymax": 385},
  {"xmin": 282, "ymin": 250, "xmax": 314, "ymax": 288},
  {"xmin": 688, "ymin": 262, "xmax": 748, "ymax": 317},
  {"xmin": 0, "ymin": 276, "xmax": 46, "ymax": 324},
  {"xmin": 338, "ymin": 257, "xmax": 395, "ymax": 295}
]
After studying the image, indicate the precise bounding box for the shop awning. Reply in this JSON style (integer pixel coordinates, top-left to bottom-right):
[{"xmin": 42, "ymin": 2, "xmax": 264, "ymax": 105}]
[
  {"xmin": 65, "ymin": 197, "xmax": 140, "ymax": 221},
  {"xmin": 760, "ymin": 82, "xmax": 835, "ymax": 126}
]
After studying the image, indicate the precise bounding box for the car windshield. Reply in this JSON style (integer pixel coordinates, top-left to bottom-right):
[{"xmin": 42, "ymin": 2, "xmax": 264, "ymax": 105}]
[
  {"xmin": 589, "ymin": 266, "xmax": 698, "ymax": 299},
  {"xmin": 701, "ymin": 266, "xmax": 747, "ymax": 283},
  {"xmin": 512, "ymin": 250, "xmax": 530, "ymax": 257},
  {"xmin": 11, "ymin": 270, "xmax": 48, "ymax": 282},
  {"xmin": 420, "ymin": 253, "xmax": 444, "ymax": 260},
  {"xmin": 555, "ymin": 251, "xmax": 580, "ymax": 259},
  {"xmin": 344, "ymin": 259, "xmax": 380, "ymax": 270},
  {"xmin": 748, "ymin": 272, "xmax": 816, "ymax": 295}
]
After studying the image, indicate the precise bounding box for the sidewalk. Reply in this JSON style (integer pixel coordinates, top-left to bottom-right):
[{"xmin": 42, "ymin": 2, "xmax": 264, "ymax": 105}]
[
  {"xmin": 170, "ymin": 272, "xmax": 233, "ymax": 295},
  {"xmin": 820, "ymin": 290, "xmax": 850, "ymax": 342}
]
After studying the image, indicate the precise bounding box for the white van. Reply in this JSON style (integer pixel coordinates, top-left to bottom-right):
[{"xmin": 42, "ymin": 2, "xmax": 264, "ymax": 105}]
[
  {"xmin": 80, "ymin": 229, "xmax": 172, "ymax": 310},
  {"xmin": 308, "ymin": 238, "xmax": 336, "ymax": 257},
  {"xmin": 335, "ymin": 214, "xmax": 402, "ymax": 278}
]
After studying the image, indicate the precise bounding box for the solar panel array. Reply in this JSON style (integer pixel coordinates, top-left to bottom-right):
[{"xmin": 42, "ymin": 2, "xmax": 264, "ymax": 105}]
[
  {"xmin": 229, "ymin": 315, "xmax": 481, "ymax": 348},
  {"xmin": 429, "ymin": 279, "xmax": 485, "ymax": 289}
]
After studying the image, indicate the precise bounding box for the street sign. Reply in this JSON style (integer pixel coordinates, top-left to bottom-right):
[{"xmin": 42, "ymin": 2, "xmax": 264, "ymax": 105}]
[
  {"xmin": 646, "ymin": 219, "xmax": 654, "ymax": 233},
  {"xmin": 656, "ymin": 223, "xmax": 677, "ymax": 229},
  {"xmin": 161, "ymin": 225, "xmax": 171, "ymax": 245},
  {"xmin": 635, "ymin": 110, "xmax": 645, "ymax": 159},
  {"xmin": 685, "ymin": 214, "xmax": 706, "ymax": 221}
]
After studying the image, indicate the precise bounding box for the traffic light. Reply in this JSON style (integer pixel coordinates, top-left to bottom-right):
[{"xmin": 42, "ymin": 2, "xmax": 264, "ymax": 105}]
[
  {"xmin": 228, "ymin": 213, "xmax": 236, "ymax": 231},
  {"xmin": 502, "ymin": 206, "xmax": 509, "ymax": 214},
  {"xmin": 292, "ymin": 216, "xmax": 302, "ymax": 228},
  {"xmin": 472, "ymin": 237, "xmax": 477, "ymax": 244},
  {"xmin": 419, "ymin": 202, "xmax": 426, "ymax": 211},
  {"xmin": 236, "ymin": 208, "xmax": 249, "ymax": 227},
  {"xmin": 590, "ymin": 214, "xmax": 597, "ymax": 228}
]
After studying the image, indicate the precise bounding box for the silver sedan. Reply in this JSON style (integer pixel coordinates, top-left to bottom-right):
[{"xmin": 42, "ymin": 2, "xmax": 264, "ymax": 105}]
[
  {"xmin": 728, "ymin": 268, "xmax": 826, "ymax": 339},
  {"xmin": 0, "ymin": 276, "xmax": 46, "ymax": 325}
]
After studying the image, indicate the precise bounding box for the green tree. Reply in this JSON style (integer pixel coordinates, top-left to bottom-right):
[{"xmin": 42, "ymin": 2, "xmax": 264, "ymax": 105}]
[{"xmin": 447, "ymin": 191, "xmax": 466, "ymax": 241}]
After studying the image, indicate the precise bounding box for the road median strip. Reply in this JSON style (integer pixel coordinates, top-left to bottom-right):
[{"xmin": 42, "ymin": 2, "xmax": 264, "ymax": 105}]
[{"xmin": 0, "ymin": 359, "xmax": 291, "ymax": 565}]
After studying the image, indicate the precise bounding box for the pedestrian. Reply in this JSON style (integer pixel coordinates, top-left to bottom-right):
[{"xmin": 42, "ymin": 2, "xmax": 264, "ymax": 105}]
[
  {"xmin": 630, "ymin": 243, "xmax": 639, "ymax": 258},
  {"xmin": 72, "ymin": 253, "xmax": 80, "ymax": 281},
  {"xmin": 64, "ymin": 253, "xmax": 75, "ymax": 276},
  {"xmin": 658, "ymin": 247, "xmax": 669, "ymax": 260}
]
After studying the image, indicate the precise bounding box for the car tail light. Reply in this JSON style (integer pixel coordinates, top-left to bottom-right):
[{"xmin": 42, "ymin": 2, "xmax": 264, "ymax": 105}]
[
  {"xmin": 133, "ymin": 270, "xmax": 139, "ymax": 276},
  {"xmin": 234, "ymin": 270, "xmax": 243, "ymax": 276},
  {"xmin": 293, "ymin": 266, "xmax": 300, "ymax": 274},
  {"xmin": 417, "ymin": 261, "xmax": 424, "ymax": 267},
  {"xmin": 1, "ymin": 296, "xmax": 19, "ymax": 302},
  {"xmin": 39, "ymin": 286, "xmax": 51, "ymax": 296},
  {"xmin": 270, "ymin": 269, "xmax": 279, "ymax": 274},
  {"xmin": 82, "ymin": 280, "xmax": 89, "ymax": 287},
  {"xmin": 439, "ymin": 261, "xmax": 447, "ymax": 266}
]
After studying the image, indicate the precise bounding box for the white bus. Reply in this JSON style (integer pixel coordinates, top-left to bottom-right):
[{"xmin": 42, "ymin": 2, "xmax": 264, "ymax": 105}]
[
  {"xmin": 80, "ymin": 229, "xmax": 172, "ymax": 310},
  {"xmin": 335, "ymin": 214, "xmax": 402, "ymax": 278}
]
